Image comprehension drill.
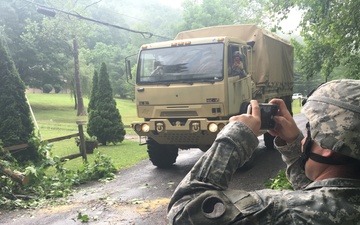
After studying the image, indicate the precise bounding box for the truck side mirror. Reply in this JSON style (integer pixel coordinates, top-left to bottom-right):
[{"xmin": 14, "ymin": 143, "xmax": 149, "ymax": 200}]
[
  {"xmin": 246, "ymin": 41, "xmax": 255, "ymax": 48},
  {"xmin": 126, "ymin": 59, "xmax": 132, "ymax": 80}
]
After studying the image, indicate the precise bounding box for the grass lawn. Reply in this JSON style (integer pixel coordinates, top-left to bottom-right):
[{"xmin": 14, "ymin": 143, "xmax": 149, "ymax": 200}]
[
  {"xmin": 27, "ymin": 93, "xmax": 147, "ymax": 171},
  {"xmin": 292, "ymin": 99, "xmax": 303, "ymax": 114}
]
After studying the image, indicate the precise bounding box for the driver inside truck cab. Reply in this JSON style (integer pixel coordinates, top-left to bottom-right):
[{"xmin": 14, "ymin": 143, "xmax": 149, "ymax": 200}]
[
  {"xmin": 150, "ymin": 60, "xmax": 163, "ymax": 77},
  {"xmin": 230, "ymin": 51, "xmax": 246, "ymax": 78}
]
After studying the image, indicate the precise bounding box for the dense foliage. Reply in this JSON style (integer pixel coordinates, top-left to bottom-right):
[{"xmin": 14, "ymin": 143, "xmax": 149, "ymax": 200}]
[
  {"xmin": 0, "ymin": 38, "xmax": 34, "ymax": 148},
  {"xmin": 53, "ymin": 84, "xmax": 62, "ymax": 93},
  {"xmin": 42, "ymin": 84, "xmax": 53, "ymax": 93},
  {"xmin": 267, "ymin": 0, "xmax": 360, "ymax": 80},
  {"xmin": 87, "ymin": 70, "xmax": 99, "ymax": 113},
  {"xmin": 180, "ymin": 0, "xmax": 267, "ymax": 30},
  {"xmin": 0, "ymin": 141, "xmax": 116, "ymax": 210},
  {"xmin": 0, "ymin": 0, "xmax": 182, "ymax": 100},
  {"xmin": 87, "ymin": 63, "xmax": 126, "ymax": 145},
  {"xmin": 1, "ymin": 0, "xmax": 355, "ymax": 99}
]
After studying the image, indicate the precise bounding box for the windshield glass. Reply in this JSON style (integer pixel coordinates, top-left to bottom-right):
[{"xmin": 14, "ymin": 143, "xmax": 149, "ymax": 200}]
[{"xmin": 137, "ymin": 43, "xmax": 224, "ymax": 84}]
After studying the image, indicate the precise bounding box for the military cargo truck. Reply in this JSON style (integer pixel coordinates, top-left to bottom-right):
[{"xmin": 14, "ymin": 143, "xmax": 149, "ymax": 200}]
[{"xmin": 129, "ymin": 24, "xmax": 293, "ymax": 168}]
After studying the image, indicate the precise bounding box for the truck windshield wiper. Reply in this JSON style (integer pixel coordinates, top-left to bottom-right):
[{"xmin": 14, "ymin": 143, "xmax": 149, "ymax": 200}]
[
  {"xmin": 151, "ymin": 79, "xmax": 216, "ymax": 85},
  {"xmin": 192, "ymin": 79, "xmax": 216, "ymax": 84},
  {"xmin": 157, "ymin": 81, "xmax": 171, "ymax": 86},
  {"xmin": 156, "ymin": 81, "xmax": 193, "ymax": 86},
  {"xmin": 178, "ymin": 81, "xmax": 194, "ymax": 85}
]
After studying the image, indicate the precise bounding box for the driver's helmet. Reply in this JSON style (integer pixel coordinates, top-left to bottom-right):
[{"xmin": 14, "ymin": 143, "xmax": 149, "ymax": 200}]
[
  {"xmin": 301, "ymin": 79, "xmax": 360, "ymax": 160},
  {"xmin": 233, "ymin": 51, "xmax": 241, "ymax": 57}
]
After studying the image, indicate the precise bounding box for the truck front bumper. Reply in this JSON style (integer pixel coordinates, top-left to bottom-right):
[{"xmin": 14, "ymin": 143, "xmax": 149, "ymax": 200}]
[{"xmin": 131, "ymin": 118, "xmax": 228, "ymax": 146}]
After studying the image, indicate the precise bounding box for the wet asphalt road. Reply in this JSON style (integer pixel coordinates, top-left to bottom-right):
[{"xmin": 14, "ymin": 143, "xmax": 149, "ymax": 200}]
[{"xmin": 0, "ymin": 114, "xmax": 307, "ymax": 225}]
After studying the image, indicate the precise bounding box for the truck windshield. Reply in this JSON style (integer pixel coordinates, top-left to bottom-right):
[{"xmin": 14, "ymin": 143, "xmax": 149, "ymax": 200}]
[{"xmin": 137, "ymin": 43, "xmax": 224, "ymax": 84}]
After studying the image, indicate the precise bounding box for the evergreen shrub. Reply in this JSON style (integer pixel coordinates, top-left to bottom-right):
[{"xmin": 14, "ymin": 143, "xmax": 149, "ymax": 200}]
[
  {"xmin": 42, "ymin": 84, "xmax": 53, "ymax": 93},
  {"xmin": 0, "ymin": 37, "xmax": 35, "ymax": 161},
  {"xmin": 87, "ymin": 63, "xmax": 126, "ymax": 145},
  {"xmin": 53, "ymin": 84, "xmax": 62, "ymax": 93}
]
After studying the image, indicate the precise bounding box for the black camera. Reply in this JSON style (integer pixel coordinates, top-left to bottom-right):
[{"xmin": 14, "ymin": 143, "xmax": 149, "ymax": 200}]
[{"xmin": 247, "ymin": 103, "xmax": 278, "ymax": 130}]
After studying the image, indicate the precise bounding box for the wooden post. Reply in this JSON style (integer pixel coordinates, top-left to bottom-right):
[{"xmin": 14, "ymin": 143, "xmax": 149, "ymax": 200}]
[{"xmin": 76, "ymin": 120, "xmax": 87, "ymax": 162}]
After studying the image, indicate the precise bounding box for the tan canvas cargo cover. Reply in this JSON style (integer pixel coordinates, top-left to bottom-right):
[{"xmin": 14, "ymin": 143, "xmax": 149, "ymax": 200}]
[{"xmin": 175, "ymin": 24, "xmax": 294, "ymax": 86}]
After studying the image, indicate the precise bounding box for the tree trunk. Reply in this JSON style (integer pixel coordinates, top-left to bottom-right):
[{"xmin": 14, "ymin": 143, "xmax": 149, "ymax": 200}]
[
  {"xmin": 74, "ymin": 89, "xmax": 78, "ymax": 110},
  {"xmin": 73, "ymin": 37, "xmax": 86, "ymax": 116}
]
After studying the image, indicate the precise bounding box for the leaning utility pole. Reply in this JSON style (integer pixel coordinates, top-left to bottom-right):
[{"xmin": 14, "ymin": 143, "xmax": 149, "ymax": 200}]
[{"xmin": 73, "ymin": 36, "xmax": 86, "ymax": 116}]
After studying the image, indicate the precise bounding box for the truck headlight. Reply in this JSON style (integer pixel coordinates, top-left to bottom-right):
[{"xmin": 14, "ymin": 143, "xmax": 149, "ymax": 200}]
[
  {"xmin": 142, "ymin": 124, "xmax": 150, "ymax": 133},
  {"xmin": 218, "ymin": 123, "xmax": 226, "ymax": 131},
  {"xmin": 134, "ymin": 124, "xmax": 142, "ymax": 132},
  {"xmin": 208, "ymin": 123, "xmax": 218, "ymax": 133}
]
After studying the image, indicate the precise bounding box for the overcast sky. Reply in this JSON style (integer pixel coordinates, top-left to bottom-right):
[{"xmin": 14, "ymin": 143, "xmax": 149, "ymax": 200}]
[
  {"xmin": 157, "ymin": 0, "xmax": 301, "ymax": 33},
  {"xmin": 158, "ymin": 0, "xmax": 184, "ymax": 8},
  {"xmin": 279, "ymin": 9, "xmax": 302, "ymax": 34}
]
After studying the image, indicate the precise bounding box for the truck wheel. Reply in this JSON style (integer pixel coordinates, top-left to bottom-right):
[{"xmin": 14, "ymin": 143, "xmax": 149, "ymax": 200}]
[
  {"xmin": 147, "ymin": 138, "xmax": 178, "ymax": 168},
  {"xmin": 264, "ymin": 132, "xmax": 275, "ymax": 150},
  {"xmin": 239, "ymin": 102, "xmax": 250, "ymax": 114},
  {"xmin": 199, "ymin": 145, "xmax": 211, "ymax": 152}
]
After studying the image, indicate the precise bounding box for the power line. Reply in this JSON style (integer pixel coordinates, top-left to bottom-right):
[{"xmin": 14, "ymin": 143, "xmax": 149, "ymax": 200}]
[{"xmin": 21, "ymin": 0, "xmax": 172, "ymax": 40}]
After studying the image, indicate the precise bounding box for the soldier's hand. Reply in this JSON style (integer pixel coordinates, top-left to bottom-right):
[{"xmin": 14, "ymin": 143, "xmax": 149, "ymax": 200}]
[
  {"xmin": 268, "ymin": 99, "xmax": 300, "ymax": 143},
  {"xmin": 229, "ymin": 100, "xmax": 261, "ymax": 135}
]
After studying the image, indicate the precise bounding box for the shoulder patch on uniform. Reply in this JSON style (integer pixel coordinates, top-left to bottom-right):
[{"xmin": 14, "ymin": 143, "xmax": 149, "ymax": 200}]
[{"xmin": 223, "ymin": 189, "xmax": 262, "ymax": 215}]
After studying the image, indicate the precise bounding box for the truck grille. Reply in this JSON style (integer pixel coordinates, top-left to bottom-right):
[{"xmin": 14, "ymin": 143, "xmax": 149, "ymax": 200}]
[{"xmin": 160, "ymin": 111, "xmax": 198, "ymax": 117}]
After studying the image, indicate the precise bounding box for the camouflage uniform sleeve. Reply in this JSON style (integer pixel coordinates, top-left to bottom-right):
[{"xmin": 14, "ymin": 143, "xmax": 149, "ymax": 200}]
[
  {"xmin": 274, "ymin": 133, "xmax": 312, "ymax": 190},
  {"xmin": 168, "ymin": 121, "xmax": 260, "ymax": 224}
]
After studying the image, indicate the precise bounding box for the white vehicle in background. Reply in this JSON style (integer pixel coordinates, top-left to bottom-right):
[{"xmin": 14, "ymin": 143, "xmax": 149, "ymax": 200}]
[{"xmin": 292, "ymin": 93, "xmax": 303, "ymax": 100}]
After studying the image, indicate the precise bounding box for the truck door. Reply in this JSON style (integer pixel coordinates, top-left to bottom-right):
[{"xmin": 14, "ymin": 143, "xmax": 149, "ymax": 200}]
[{"xmin": 227, "ymin": 44, "xmax": 250, "ymax": 115}]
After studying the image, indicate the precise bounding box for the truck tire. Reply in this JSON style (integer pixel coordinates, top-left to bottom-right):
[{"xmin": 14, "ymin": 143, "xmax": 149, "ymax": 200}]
[
  {"xmin": 264, "ymin": 132, "xmax": 275, "ymax": 150},
  {"xmin": 240, "ymin": 102, "xmax": 250, "ymax": 114},
  {"xmin": 199, "ymin": 145, "xmax": 211, "ymax": 152},
  {"xmin": 147, "ymin": 138, "xmax": 178, "ymax": 168}
]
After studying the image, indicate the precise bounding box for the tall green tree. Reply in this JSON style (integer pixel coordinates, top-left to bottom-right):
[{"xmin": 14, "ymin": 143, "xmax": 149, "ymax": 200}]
[
  {"xmin": 1, "ymin": 0, "xmax": 186, "ymax": 102},
  {"xmin": 21, "ymin": 0, "xmax": 102, "ymax": 116},
  {"xmin": 87, "ymin": 63, "xmax": 126, "ymax": 145},
  {"xmin": 180, "ymin": 0, "xmax": 267, "ymax": 30},
  {"xmin": 0, "ymin": 38, "xmax": 34, "ymax": 147},
  {"xmin": 88, "ymin": 70, "xmax": 99, "ymax": 113},
  {"xmin": 267, "ymin": 0, "xmax": 360, "ymax": 80},
  {"xmin": 0, "ymin": 0, "xmax": 49, "ymax": 88}
]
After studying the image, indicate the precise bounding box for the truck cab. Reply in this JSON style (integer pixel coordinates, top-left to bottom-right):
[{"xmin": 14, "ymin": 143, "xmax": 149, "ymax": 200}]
[{"xmin": 130, "ymin": 25, "xmax": 293, "ymax": 168}]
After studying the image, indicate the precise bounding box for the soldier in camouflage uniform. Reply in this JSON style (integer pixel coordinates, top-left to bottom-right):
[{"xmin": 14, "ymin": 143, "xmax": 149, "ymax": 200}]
[{"xmin": 167, "ymin": 79, "xmax": 360, "ymax": 225}]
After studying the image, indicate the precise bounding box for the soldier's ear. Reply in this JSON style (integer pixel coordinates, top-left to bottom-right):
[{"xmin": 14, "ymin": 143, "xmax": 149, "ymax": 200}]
[
  {"xmin": 319, "ymin": 148, "xmax": 334, "ymax": 158},
  {"xmin": 312, "ymin": 142, "xmax": 333, "ymax": 158}
]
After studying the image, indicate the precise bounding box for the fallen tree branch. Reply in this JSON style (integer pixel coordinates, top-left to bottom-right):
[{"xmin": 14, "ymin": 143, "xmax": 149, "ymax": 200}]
[
  {"xmin": 60, "ymin": 153, "xmax": 82, "ymax": 161},
  {"xmin": 0, "ymin": 160, "xmax": 29, "ymax": 185},
  {"xmin": 13, "ymin": 194, "xmax": 37, "ymax": 200}
]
